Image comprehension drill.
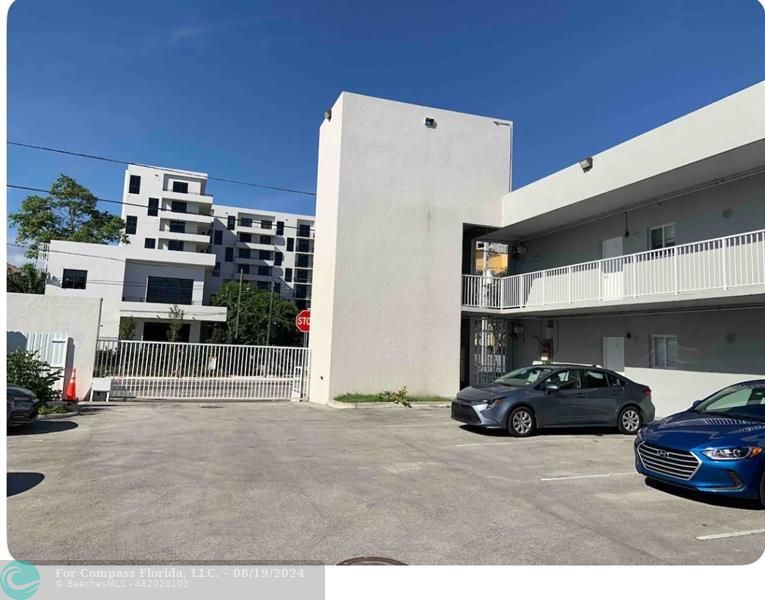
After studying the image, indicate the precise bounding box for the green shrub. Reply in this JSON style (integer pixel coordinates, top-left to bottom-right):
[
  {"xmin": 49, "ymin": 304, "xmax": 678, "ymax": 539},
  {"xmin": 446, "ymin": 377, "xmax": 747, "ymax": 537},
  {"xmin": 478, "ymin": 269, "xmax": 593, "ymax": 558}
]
[
  {"xmin": 377, "ymin": 386, "xmax": 411, "ymax": 407},
  {"xmin": 7, "ymin": 349, "xmax": 63, "ymax": 404}
]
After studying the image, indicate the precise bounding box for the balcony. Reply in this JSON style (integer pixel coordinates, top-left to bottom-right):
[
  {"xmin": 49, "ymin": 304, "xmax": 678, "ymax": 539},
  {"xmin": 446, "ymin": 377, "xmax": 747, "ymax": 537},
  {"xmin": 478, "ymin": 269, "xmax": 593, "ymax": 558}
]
[
  {"xmin": 462, "ymin": 228, "xmax": 765, "ymax": 314},
  {"xmin": 160, "ymin": 211, "xmax": 213, "ymax": 225},
  {"xmin": 119, "ymin": 301, "xmax": 226, "ymax": 322},
  {"xmin": 159, "ymin": 230, "xmax": 211, "ymax": 245},
  {"xmin": 161, "ymin": 189, "xmax": 213, "ymax": 205}
]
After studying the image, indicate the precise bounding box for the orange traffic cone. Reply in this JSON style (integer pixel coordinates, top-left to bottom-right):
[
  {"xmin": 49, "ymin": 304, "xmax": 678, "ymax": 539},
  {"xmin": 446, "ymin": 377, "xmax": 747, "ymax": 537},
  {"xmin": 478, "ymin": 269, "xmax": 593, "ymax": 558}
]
[{"xmin": 64, "ymin": 368, "xmax": 77, "ymax": 402}]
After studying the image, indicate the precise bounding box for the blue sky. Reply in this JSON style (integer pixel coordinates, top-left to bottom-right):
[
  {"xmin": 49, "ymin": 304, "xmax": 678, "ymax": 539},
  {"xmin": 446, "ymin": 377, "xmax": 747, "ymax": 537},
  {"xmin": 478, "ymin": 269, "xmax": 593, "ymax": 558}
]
[{"xmin": 7, "ymin": 0, "xmax": 765, "ymax": 263}]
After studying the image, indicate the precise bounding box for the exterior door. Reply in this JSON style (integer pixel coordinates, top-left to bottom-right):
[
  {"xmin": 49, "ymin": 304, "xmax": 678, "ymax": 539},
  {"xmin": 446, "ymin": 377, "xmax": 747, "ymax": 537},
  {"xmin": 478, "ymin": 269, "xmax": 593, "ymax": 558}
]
[
  {"xmin": 603, "ymin": 336, "xmax": 625, "ymax": 372},
  {"xmin": 601, "ymin": 237, "xmax": 624, "ymax": 300}
]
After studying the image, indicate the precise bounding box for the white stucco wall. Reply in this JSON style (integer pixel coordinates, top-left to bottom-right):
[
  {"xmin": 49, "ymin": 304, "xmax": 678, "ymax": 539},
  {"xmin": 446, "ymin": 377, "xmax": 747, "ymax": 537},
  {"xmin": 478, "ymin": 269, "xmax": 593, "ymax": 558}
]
[
  {"xmin": 512, "ymin": 307, "xmax": 765, "ymax": 417},
  {"xmin": 310, "ymin": 92, "xmax": 512, "ymax": 403},
  {"xmin": 7, "ymin": 293, "xmax": 103, "ymax": 400}
]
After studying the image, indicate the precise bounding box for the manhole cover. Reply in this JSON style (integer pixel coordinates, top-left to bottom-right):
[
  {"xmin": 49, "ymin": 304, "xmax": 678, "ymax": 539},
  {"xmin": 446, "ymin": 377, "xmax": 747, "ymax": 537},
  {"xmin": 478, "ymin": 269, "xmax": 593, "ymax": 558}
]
[{"xmin": 337, "ymin": 557, "xmax": 406, "ymax": 566}]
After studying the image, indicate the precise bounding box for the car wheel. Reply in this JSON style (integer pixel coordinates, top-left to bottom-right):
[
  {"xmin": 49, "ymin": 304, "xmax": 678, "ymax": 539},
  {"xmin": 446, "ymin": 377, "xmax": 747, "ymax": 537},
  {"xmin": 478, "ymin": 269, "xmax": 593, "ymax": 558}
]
[
  {"xmin": 507, "ymin": 406, "xmax": 536, "ymax": 437},
  {"xmin": 618, "ymin": 406, "xmax": 642, "ymax": 435}
]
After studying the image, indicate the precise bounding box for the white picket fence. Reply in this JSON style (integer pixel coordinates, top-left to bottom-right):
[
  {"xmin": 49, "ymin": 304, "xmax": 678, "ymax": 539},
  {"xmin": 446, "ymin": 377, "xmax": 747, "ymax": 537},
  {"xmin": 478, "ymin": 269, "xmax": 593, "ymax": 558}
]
[
  {"xmin": 463, "ymin": 228, "xmax": 765, "ymax": 310},
  {"xmin": 94, "ymin": 340, "xmax": 310, "ymax": 401}
]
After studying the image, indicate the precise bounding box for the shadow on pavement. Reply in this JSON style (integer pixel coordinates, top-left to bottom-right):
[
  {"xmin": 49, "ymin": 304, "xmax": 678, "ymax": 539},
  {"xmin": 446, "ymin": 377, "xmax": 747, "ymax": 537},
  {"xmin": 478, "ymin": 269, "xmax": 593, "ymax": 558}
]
[
  {"xmin": 7, "ymin": 472, "xmax": 44, "ymax": 497},
  {"xmin": 459, "ymin": 424, "xmax": 625, "ymax": 437},
  {"xmin": 8, "ymin": 421, "xmax": 78, "ymax": 435},
  {"xmin": 644, "ymin": 477, "xmax": 764, "ymax": 511}
]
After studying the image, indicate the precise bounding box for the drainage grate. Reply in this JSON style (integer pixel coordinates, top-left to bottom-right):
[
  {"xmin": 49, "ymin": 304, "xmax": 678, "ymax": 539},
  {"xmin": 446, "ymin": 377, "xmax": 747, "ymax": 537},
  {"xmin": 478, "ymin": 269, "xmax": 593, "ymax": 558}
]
[{"xmin": 337, "ymin": 557, "xmax": 406, "ymax": 566}]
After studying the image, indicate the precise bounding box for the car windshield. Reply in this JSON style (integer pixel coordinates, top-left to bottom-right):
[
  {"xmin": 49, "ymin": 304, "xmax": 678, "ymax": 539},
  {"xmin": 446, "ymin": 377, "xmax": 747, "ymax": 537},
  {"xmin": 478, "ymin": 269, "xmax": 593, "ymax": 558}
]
[
  {"xmin": 694, "ymin": 385, "xmax": 765, "ymax": 422},
  {"xmin": 495, "ymin": 366, "xmax": 554, "ymax": 386}
]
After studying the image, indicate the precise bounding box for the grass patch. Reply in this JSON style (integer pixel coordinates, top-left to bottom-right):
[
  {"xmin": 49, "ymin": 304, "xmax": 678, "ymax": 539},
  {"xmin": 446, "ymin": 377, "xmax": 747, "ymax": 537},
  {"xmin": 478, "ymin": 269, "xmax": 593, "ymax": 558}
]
[
  {"xmin": 335, "ymin": 394, "xmax": 451, "ymax": 404},
  {"xmin": 38, "ymin": 402, "xmax": 77, "ymax": 415}
]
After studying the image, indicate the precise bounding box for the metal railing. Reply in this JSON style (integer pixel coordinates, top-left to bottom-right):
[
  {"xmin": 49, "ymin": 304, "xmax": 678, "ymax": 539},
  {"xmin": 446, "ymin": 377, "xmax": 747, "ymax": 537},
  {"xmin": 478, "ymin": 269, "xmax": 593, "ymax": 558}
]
[
  {"xmin": 94, "ymin": 340, "xmax": 310, "ymax": 401},
  {"xmin": 462, "ymin": 228, "xmax": 765, "ymax": 310}
]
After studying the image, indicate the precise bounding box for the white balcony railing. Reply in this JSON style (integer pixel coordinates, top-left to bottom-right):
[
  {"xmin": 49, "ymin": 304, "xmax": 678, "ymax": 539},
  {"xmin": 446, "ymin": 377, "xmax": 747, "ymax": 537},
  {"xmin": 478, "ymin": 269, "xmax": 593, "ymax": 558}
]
[{"xmin": 462, "ymin": 228, "xmax": 765, "ymax": 310}]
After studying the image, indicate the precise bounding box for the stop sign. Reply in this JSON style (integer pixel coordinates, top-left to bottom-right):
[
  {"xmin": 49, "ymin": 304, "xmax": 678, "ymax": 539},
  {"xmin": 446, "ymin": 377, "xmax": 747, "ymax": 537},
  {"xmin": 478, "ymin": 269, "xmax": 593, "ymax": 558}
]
[{"xmin": 295, "ymin": 309, "xmax": 311, "ymax": 333}]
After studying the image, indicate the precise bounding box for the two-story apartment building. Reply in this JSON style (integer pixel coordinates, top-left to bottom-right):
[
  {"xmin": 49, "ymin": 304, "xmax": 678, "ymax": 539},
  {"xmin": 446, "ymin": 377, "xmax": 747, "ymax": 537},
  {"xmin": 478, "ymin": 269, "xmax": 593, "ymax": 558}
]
[
  {"xmin": 43, "ymin": 164, "xmax": 315, "ymax": 342},
  {"xmin": 309, "ymin": 81, "xmax": 765, "ymax": 416}
]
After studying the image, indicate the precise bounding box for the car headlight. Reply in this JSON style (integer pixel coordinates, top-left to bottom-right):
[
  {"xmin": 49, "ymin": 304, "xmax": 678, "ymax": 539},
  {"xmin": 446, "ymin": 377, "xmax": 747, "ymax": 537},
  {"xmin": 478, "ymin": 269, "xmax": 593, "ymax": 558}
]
[
  {"xmin": 702, "ymin": 447, "xmax": 763, "ymax": 460},
  {"xmin": 485, "ymin": 398, "xmax": 504, "ymax": 410}
]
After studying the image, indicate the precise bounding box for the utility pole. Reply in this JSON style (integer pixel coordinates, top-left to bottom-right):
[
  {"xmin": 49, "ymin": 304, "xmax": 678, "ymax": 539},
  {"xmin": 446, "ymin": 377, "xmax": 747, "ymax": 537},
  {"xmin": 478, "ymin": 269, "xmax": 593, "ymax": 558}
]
[{"xmin": 234, "ymin": 269, "xmax": 244, "ymax": 341}]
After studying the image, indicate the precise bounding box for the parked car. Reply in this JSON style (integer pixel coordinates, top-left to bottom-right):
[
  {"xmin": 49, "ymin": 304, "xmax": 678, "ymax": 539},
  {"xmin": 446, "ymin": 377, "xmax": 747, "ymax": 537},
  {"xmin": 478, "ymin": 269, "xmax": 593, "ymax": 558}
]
[
  {"xmin": 634, "ymin": 380, "xmax": 765, "ymax": 505},
  {"xmin": 451, "ymin": 364, "xmax": 654, "ymax": 436},
  {"xmin": 7, "ymin": 386, "xmax": 40, "ymax": 428}
]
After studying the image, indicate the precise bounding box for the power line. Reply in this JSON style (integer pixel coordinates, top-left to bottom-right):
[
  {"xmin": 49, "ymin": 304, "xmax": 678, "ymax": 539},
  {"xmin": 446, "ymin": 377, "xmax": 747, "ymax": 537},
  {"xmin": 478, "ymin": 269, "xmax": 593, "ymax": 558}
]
[
  {"xmin": 8, "ymin": 141, "xmax": 317, "ymax": 197},
  {"xmin": 7, "ymin": 184, "xmax": 315, "ymax": 233}
]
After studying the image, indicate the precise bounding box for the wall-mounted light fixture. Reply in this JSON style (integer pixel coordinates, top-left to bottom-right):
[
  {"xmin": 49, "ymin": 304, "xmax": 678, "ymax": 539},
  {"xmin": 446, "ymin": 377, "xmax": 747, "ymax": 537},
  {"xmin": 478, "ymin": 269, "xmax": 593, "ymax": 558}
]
[
  {"xmin": 424, "ymin": 117, "xmax": 437, "ymax": 128},
  {"xmin": 579, "ymin": 157, "xmax": 593, "ymax": 172}
]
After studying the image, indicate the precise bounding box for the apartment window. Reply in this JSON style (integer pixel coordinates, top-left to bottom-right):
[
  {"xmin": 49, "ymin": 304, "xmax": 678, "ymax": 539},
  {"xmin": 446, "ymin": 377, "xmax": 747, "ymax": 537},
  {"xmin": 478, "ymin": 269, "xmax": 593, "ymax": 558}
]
[
  {"xmin": 649, "ymin": 224, "xmax": 676, "ymax": 250},
  {"xmin": 169, "ymin": 220, "xmax": 185, "ymax": 234},
  {"xmin": 172, "ymin": 181, "xmax": 189, "ymax": 194},
  {"xmin": 126, "ymin": 215, "xmax": 138, "ymax": 235},
  {"xmin": 285, "ymin": 268, "xmax": 293, "ymax": 282},
  {"xmin": 651, "ymin": 335, "xmax": 679, "ymax": 369},
  {"xmin": 212, "ymin": 262, "xmax": 220, "ymax": 277},
  {"xmin": 62, "ymin": 269, "xmax": 87, "ymax": 289},
  {"xmin": 128, "ymin": 175, "xmax": 141, "ymax": 194},
  {"xmin": 238, "ymin": 248, "xmax": 251, "ymax": 259},
  {"xmin": 239, "ymin": 232, "xmax": 252, "ymax": 243},
  {"xmin": 146, "ymin": 276, "xmax": 193, "ymax": 304},
  {"xmin": 274, "ymin": 252, "xmax": 283, "ymax": 266},
  {"xmin": 213, "ymin": 230, "xmax": 222, "ymax": 245},
  {"xmin": 258, "ymin": 250, "xmax": 272, "ymax": 260},
  {"xmin": 144, "ymin": 238, "xmax": 156, "ymax": 249},
  {"xmin": 298, "ymin": 224, "xmax": 311, "ymax": 238},
  {"xmin": 148, "ymin": 197, "xmax": 159, "ymax": 216},
  {"xmin": 171, "ymin": 200, "xmax": 187, "ymax": 213},
  {"xmin": 295, "ymin": 284, "xmax": 308, "ymax": 299},
  {"xmin": 286, "ymin": 238, "xmax": 294, "ymax": 252},
  {"xmin": 225, "ymin": 247, "xmax": 234, "ymax": 262},
  {"xmin": 276, "ymin": 221, "xmax": 284, "ymax": 235},
  {"xmin": 168, "ymin": 240, "xmax": 184, "ymax": 251},
  {"xmin": 227, "ymin": 215, "xmax": 236, "ymax": 230},
  {"xmin": 296, "ymin": 269, "xmax": 310, "ymax": 283},
  {"xmin": 240, "ymin": 217, "xmax": 252, "ymax": 228},
  {"xmin": 261, "ymin": 219, "xmax": 272, "ymax": 230},
  {"xmin": 260, "ymin": 235, "xmax": 272, "ymax": 245},
  {"xmin": 296, "ymin": 254, "xmax": 310, "ymax": 268},
  {"xmin": 257, "ymin": 265, "xmax": 272, "ymax": 276},
  {"xmin": 238, "ymin": 264, "xmax": 250, "ymax": 275},
  {"xmin": 297, "ymin": 239, "xmax": 311, "ymax": 253}
]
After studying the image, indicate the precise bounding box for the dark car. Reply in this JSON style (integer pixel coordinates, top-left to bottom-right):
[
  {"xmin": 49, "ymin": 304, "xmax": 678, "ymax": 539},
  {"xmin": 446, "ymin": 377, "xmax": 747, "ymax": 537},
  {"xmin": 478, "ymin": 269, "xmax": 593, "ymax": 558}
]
[
  {"xmin": 635, "ymin": 380, "xmax": 765, "ymax": 505},
  {"xmin": 7, "ymin": 386, "xmax": 40, "ymax": 428},
  {"xmin": 452, "ymin": 364, "xmax": 655, "ymax": 436}
]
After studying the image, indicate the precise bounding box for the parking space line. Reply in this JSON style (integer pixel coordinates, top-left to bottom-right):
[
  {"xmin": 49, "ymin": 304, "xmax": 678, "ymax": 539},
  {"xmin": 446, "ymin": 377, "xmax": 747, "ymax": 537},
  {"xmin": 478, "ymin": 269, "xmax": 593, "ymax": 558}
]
[
  {"xmin": 454, "ymin": 441, "xmax": 514, "ymax": 447},
  {"xmin": 696, "ymin": 528, "xmax": 765, "ymax": 541},
  {"xmin": 540, "ymin": 472, "xmax": 634, "ymax": 481}
]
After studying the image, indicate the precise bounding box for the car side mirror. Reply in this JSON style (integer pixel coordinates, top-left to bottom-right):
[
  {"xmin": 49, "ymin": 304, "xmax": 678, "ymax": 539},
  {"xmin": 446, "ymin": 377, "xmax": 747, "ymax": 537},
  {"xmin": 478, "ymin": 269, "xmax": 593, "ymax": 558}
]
[
  {"xmin": 691, "ymin": 400, "xmax": 702, "ymax": 409},
  {"xmin": 545, "ymin": 383, "xmax": 560, "ymax": 393}
]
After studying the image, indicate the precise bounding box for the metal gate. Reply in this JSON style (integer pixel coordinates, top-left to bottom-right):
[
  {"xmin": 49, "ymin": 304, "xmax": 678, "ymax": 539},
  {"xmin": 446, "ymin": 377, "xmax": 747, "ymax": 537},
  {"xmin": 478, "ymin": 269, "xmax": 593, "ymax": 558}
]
[
  {"xmin": 472, "ymin": 318, "xmax": 510, "ymax": 384},
  {"xmin": 94, "ymin": 340, "xmax": 310, "ymax": 401}
]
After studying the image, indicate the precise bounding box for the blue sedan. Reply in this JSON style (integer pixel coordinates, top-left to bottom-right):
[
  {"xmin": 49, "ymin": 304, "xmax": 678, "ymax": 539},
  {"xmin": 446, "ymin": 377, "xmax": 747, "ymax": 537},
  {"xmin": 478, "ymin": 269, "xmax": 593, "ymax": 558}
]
[{"xmin": 635, "ymin": 380, "xmax": 765, "ymax": 505}]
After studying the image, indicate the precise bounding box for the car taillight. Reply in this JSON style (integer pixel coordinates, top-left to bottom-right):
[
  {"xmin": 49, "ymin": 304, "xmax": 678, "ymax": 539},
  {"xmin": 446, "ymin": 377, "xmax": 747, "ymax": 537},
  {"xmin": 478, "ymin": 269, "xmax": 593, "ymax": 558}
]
[{"xmin": 643, "ymin": 387, "xmax": 651, "ymax": 397}]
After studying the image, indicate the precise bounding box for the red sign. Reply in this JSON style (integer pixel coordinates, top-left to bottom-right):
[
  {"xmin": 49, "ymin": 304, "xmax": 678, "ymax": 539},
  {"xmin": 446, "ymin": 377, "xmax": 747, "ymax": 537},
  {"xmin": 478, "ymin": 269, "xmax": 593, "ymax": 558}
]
[{"xmin": 295, "ymin": 309, "xmax": 311, "ymax": 333}]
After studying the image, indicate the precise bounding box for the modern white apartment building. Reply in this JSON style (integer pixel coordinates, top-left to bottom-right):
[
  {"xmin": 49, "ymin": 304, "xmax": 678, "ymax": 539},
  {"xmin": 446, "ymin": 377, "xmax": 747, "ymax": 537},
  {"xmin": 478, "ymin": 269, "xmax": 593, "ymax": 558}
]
[
  {"xmin": 309, "ymin": 81, "xmax": 765, "ymax": 416},
  {"xmin": 120, "ymin": 165, "xmax": 314, "ymax": 311},
  {"xmin": 42, "ymin": 165, "xmax": 314, "ymax": 342}
]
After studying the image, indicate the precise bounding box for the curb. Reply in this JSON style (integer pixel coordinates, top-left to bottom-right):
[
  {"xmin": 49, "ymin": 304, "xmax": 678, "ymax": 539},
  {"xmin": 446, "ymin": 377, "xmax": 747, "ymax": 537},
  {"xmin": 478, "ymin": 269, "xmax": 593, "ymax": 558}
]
[
  {"xmin": 37, "ymin": 411, "xmax": 79, "ymax": 420},
  {"xmin": 328, "ymin": 400, "xmax": 450, "ymax": 410}
]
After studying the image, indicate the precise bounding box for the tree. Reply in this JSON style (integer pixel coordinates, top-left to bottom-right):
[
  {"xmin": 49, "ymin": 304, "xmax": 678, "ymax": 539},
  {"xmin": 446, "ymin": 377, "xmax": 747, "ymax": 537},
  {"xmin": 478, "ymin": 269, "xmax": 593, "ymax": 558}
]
[
  {"xmin": 7, "ymin": 264, "xmax": 46, "ymax": 294},
  {"xmin": 119, "ymin": 317, "xmax": 136, "ymax": 340},
  {"xmin": 10, "ymin": 174, "xmax": 127, "ymax": 259},
  {"xmin": 167, "ymin": 305, "xmax": 185, "ymax": 342},
  {"xmin": 212, "ymin": 282, "xmax": 302, "ymax": 346}
]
